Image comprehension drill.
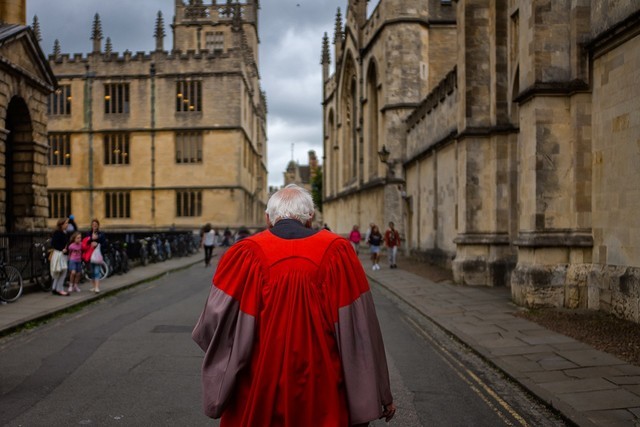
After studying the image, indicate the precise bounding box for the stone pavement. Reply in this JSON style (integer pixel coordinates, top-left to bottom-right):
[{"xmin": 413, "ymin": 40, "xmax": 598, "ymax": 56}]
[
  {"xmin": 2, "ymin": 249, "xmax": 640, "ymax": 426},
  {"xmin": 365, "ymin": 263, "xmax": 640, "ymax": 427},
  {"xmin": 0, "ymin": 254, "xmax": 201, "ymax": 336}
]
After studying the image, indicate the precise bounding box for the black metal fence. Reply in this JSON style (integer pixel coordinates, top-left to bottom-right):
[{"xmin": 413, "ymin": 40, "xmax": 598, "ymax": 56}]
[{"xmin": 0, "ymin": 230, "xmax": 200, "ymax": 286}]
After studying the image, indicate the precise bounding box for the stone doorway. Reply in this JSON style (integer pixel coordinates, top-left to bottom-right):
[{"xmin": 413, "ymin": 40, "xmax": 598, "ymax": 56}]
[{"xmin": 3, "ymin": 96, "xmax": 36, "ymax": 232}]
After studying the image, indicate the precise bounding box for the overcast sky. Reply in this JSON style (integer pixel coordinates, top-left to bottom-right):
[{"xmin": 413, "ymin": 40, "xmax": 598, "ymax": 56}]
[{"xmin": 27, "ymin": 0, "xmax": 352, "ymax": 188}]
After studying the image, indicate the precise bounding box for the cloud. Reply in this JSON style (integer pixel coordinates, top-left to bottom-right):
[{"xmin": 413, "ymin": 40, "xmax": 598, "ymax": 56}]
[{"xmin": 28, "ymin": 0, "xmax": 345, "ymax": 187}]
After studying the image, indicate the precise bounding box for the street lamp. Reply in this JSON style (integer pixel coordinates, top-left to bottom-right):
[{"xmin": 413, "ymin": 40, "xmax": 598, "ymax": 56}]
[{"xmin": 377, "ymin": 144, "xmax": 394, "ymax": 177}]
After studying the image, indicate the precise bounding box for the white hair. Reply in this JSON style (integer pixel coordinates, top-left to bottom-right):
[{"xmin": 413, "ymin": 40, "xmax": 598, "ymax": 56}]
[{"xmin": 265, "ymin": 184, "xmax": 315, "ymax": 225}]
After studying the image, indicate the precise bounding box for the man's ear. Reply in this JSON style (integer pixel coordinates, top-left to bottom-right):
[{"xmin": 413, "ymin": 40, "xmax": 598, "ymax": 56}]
[{"xmin": 265, "ymin": 213, "xmax": 273, "ymax": 229}]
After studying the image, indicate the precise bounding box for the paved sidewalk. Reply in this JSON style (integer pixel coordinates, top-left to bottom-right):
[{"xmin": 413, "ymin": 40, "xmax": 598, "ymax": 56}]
[
  {"xmin": 366, "ymin": 264, "xmax": 640, "ymax": 427},
  {"xmin": 0, "ymin": 254, "xmax": 201, "ymax": 336}
]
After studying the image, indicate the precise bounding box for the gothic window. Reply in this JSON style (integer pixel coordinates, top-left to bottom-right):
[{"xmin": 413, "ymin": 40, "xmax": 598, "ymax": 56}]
[
  {"xmin": 175, "ymin": 131, "xmax": 203, "ymax": 164},
  {"xmin": 176, "ymin": 80, "xmax": 202, "ymax": 112},
  {"xmin": 48, "ymin": 133, "xmax": 71, "ymax": 166},
  {"xmin": 105, "ymin": 191, "xmax": 131, "ymax": 218},
  {"xmin": 367, "ymin": 63, "xmax": 379, "ymax": 178},
  {"xmin": 176, "ymin": 190, "xmax": 202, "ymax": 217},
  {"xmin": 205, "ymin": 31, "xmax": 224, "ymax": 53},
  {"xmin": 48, "ymin": 191, "xmax": 71, "ymax": 218},
  {"xmin": 350, "ymin": 78, "xmax": 358, "ymax": 179},
  {"xmin": 104, "ymin": 133, "xmax": 130, "ymax": 165},
  {"xmin": 104, "ymin": 83, "xmax": 130, "ymax": 114},
  {"xmin": 48, "ymin": 85, "xmax": 71, "ymax": 115}
]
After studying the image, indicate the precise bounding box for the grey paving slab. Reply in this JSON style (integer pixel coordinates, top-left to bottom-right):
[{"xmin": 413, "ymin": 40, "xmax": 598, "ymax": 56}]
[
  {"xmin": 559, "ymin": 349, "xmax": 628, "ymax": 367},
  {"xmin": 560, "ymin": 389, "xmax": 640, "ymax": 411},
  {"xmin": 565, "ymin": 366, "xmax": 629, "ymax": 379},
  {"xmin": 538, "ymin": 378, "xmax": 618, "ymax": 394},
  {"xmin": 606, "ymin": 376, "xmax": 640, "ymax": 385},
  {"xmin": 538, "ymin": 355, "xmax": 579, "ymax": 371},
  {"xmin": 585, "ymin": 409, "xmax": 639, "ymax": 427},
  {"xmin": 489, "ymin": 344, "xmax": 554, "ymax": 356},
  {"xmin": 525, "ymin": 370, "xmax": 572, "ymax": 384}
]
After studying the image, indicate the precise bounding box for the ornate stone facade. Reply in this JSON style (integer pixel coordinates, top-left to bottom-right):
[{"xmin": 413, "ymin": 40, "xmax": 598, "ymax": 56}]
[
  {"xmin": 44, "ymin": 0, "xmax": 267, "ymax": 231},
  {"xmin": 0, "ymin": 1, "xmax": 56, "ymax": 232},
  {"xmin": 322, "ymin": 0, "xmax": 640, "ymax": 322}
]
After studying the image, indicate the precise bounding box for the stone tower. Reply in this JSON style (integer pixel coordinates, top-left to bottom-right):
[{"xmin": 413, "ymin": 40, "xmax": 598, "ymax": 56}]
[{"xmin": 44, "ymin": 1, "xmax": 267, "ymax": 230}]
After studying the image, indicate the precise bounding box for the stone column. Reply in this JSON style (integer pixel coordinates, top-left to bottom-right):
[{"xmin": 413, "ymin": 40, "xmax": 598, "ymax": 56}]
[
  {"xmin": 510, "ymin": 0, "xmax": 593, "ymax": 307},
  {"xmin": 452, "ymin": 0, "xmax": 516, "ymax": 286}
]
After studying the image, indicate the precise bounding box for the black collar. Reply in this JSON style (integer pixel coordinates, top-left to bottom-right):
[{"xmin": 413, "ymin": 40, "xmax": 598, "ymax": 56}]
[{"xmin": 269, "ymin": 219, "xmax": 319, "ymax": 239}]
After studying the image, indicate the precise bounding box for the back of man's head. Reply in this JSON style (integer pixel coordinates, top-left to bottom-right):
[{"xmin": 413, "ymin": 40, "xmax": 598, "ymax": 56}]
[{"xmin": 266, "ymin": 184, "xmax": 315, "ymax": 225}]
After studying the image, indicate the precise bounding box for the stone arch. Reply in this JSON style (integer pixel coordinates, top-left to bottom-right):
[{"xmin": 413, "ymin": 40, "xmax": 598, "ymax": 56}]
[
  {"xmin": 2, "ymin": 96, "xmax": 36, "ymax": 232},
  {"xmin": 327, "ymin": 109, "xmax": 337, "ymax": 196},
  {"xmin": 340, "ymin": 52, "xmax": 358, "ymax": 185},
  {"xmin": 365, "ymin": 59, "xmax": 379, "ymax": 179}
]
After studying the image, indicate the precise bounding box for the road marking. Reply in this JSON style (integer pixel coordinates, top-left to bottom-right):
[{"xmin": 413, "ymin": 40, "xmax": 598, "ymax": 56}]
[{"xmin": 405, "ymin": 315, "xmax": 529, "ymax": 427}]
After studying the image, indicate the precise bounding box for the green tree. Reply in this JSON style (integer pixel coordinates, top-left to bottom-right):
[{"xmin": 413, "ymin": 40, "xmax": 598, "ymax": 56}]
[{"xmin": 311, "ymin": 168, "xmax": 323, "ymax": 212}]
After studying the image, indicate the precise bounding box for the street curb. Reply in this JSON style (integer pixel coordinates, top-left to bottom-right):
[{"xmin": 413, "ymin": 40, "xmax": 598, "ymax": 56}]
[
  {"xmin": 367, "ymin": 273, "xmax": 597, "ymax": 427},
  {"xmin": 0, "ymin": 257, "xmax": 202, "ymax": 338}
]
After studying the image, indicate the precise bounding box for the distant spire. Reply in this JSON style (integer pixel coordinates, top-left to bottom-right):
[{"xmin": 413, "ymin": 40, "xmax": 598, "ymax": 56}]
[
  {"xmin": 53, "ymin": 39, "xmax": 61, "ymax": 57},
  {"xmin": 91, "ymin": 13, "xmax": 103, "ymax": 53},
  {"xmin": 333, "ymin": 8, "xmax": 343, "ymax": 45},
  {"xmin": 154, "ymin": 11, "xmax": 165, "ymax": 51},
  {"xmin": 321, "ymin": 32, "xmax": 330, "ymax": 65},
  {"xmin": 91, "ymin": 13, "xmax": 103, "ymax": 41},
  {"xmin": 105, "ymin": 37, "xmax": 113, "ymax": 55},
  {"xmin": 31, "ymin": 15, "xmax": 42, "ymax": 43}
]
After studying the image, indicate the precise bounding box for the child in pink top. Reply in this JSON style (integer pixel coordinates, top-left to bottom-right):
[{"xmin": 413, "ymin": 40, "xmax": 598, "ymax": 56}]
[{"xmin": 67, "ymin": 231, "xmax": 83, "ymax": 293}]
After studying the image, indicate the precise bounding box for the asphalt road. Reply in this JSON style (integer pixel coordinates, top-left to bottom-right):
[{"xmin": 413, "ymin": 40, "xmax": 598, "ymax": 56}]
[{"xmin": 0, "ymin": 261, "xmax": 567, "ymax": 426}]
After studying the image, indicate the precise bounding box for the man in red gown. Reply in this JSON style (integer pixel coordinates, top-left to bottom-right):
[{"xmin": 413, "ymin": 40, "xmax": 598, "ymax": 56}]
[{"xmin": 192, "ymin": 184, "xmax": 396, "ymax": 426}]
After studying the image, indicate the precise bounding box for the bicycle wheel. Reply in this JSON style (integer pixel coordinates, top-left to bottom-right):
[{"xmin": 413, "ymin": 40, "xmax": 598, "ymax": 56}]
[
  {"xmin": 0, "ymin": 265, "xmax": 24, "ymax": 303},
  {"xmin": 98, "ymin": 262, "xmax": 110, "ymax": 280}
]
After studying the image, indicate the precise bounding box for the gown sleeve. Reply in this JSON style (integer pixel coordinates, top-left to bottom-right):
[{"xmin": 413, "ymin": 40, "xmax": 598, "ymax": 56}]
[
  {"xmin": 192, "ymin": 240, "xmax": 264, "ymax": 418},
  {"xmin": 323, "ymin": 239, "xmax": 393, "ymax": 425}
]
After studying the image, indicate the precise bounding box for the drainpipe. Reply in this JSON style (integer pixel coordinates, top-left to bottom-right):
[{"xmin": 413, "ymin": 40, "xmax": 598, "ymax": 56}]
[
  {"xmin": 84, "ymin": 65, "xmax": 95, "ymax": 219},
  {"xmin": 150, "ymin": 63, "xmax": 156, "ymax": 223}
]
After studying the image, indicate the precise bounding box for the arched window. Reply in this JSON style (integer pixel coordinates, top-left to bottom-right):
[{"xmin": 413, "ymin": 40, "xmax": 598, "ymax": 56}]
[{"xmin": 367, "ymin": 62, "xmax": 379, "ymax": 178}]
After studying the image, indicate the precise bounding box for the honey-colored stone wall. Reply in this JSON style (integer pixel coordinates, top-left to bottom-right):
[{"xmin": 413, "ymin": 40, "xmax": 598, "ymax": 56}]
[{"xmin": 592, "ymin": 34, "xmax": 640, "ymax": 267}]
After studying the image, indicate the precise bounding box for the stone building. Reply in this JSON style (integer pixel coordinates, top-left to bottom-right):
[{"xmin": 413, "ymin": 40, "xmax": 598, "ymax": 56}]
[
  {"xmin": 0, "ymin": 1, "xmax": 56, "ymax": 232},
  {"xmin": 321, "ymin": 0, "xmax": 456, "ymax": 237},
  {"xmin": 283, "ymin": 149, "xmax": 320, "ymax": 193},
  {"xmin": 43, "ymin": 0, "xmax": 267, "ymax": 231},
  {"xmin": 322, "ymin": 0, "xmax": 640, "ymax": 322}
]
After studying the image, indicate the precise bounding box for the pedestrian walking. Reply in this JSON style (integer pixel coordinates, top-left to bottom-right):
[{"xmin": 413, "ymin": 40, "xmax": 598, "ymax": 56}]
[
  {"xmin": 384, "ymin": 221, "xmax": 400, "ymax": 269},
  {"xmin": 200, "ymin": 223, "xmax": 216, "ymax": 267},
  {"xmin": 349, "ymin": 224, "xmax": 361, "ymax": 254},
  {"xmin": 193, "ymin": 184, "xmax": 396, "ymax": 426},
  {"xmin": 364, "ymin": 222, "xmax": 374, "ymax": 243},
  {"xmin": 50, "ymin": 218, "xmax": 69, "ymax": 296},
  {"xmin": 82, "ymin": 219, "xmax": 107, "ymax": 293},
  {"xmin": 368, "ymin": 224, "xmax": 383, "ymax": 270},
  {"xmin": 66, "ymin": 231, "xmax": 83, "ymax": 293},
  {"xmin": 222, "ymin": 227, "xmax": 232, "ymax": 247}
]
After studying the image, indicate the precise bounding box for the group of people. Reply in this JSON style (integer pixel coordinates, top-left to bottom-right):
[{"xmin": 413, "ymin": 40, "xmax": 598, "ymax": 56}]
[
  {"xmin": 199, "ymin": 224, "xmax": 252, "ymax": 267},
  {"xmin": 349, "ymin": 221, "xmax": 401, "ymax": 270},
  {"xmin": 49, "ymin": 216, "xmax": 106, "ymax": 296}
]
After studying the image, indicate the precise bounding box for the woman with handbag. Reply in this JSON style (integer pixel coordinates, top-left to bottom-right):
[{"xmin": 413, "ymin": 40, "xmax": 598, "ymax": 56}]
[
  {"xmin": 82, "ymin": 218, "xmax": 107, "ymax": 293},
  {"xmin": 50, "ymin": 218, "xmax": 70, "ymax": 296}
]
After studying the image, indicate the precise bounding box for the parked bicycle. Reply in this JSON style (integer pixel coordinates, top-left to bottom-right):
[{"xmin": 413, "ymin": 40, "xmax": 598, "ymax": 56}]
[{"xmin": 0, "ymin": 249, "xmax": 23, "ymax": 303}]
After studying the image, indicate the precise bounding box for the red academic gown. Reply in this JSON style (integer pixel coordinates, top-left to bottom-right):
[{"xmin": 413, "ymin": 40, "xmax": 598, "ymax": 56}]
[{"xmin": 192, "ymin": 229, "xmax": 393, "ymax": 426}]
